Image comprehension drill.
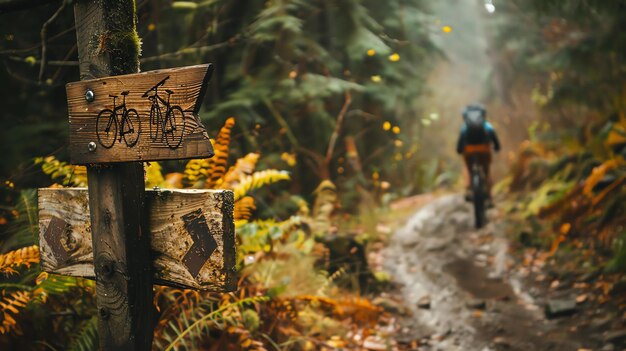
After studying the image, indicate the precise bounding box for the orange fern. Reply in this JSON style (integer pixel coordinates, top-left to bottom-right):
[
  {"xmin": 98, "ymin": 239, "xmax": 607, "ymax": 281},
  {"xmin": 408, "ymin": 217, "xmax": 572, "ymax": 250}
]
[
  {"xmin": 234, "ymin": 196, "xmax": 256, "ymax": 221},
  {"xmin": 182, "ymin": 117, "xmax": 236, "ymax": 188},
  {"xmin": 183, "ymin": 159, "xmax": 211, "ymax": 187},
  {"xmin": 0, "ymin": 245, "xmax": 40, "ymax": 275},
  {"xmin": 583, "ymin": 159, "xmax": 623, "ymax": 196},
  {"xmin": 223, "ymin": 153, "xmax": 260, "ymax": 188},
  {"xmin": 294, "ymin": 295, "xmax": 382, "ymax": 323},
  {"xmin": 205, "ymin": 117, "xmax": 236, "ymax": 189},
  {"xmin": 0, "ymin": 290, "xmax": 32, "ymax": 334},
  {"xmin": 226, "ymin": 325, "xmax": 267, "ymax": 351}
]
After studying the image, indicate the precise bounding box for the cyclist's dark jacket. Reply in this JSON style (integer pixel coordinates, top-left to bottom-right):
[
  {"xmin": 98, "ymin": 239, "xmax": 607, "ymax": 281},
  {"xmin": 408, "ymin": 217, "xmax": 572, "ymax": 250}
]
[{"xmin": 456, "ymin": 121, "xmax": 501, "ymax": 154}]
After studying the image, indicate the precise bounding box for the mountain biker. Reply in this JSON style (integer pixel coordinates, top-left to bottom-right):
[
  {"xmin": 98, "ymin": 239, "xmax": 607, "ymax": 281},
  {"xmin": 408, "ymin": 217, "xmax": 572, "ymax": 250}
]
[{"xmin": 456, "ymin": 104, "xmax": 501, "ymax": 203}]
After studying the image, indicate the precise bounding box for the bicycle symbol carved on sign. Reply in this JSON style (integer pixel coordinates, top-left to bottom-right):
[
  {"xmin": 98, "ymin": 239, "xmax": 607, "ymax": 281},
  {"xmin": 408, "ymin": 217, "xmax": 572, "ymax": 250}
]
[
  {"xmin": 142, "ymin": 76, "xmax": 185, "ymax": 149},
  {"xmin": 96, "ymin": 91, "xmax": 141, "ymax": 149},
  {"xmin": 95, "ymin": 76, "xmax": 186, "ymax": 149}
]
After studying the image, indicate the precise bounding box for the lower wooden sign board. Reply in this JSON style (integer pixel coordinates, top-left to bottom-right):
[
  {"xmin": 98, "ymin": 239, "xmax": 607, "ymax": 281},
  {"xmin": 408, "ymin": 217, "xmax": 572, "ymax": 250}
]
[{"xmin": 38, "ymin": 188, "xmax": 236, "ymax": 291}]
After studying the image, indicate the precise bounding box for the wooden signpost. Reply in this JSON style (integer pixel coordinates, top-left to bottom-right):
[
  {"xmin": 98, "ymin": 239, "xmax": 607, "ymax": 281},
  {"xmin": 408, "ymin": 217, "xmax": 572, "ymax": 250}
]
[{"xmin": 35, "ymin": 1, "xmax": 236, "ymax": 350}]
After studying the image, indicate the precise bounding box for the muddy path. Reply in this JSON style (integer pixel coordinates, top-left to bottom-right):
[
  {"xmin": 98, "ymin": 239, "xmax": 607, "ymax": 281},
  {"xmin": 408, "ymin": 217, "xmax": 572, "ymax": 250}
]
[{"xmin": 383, "ymin": 195, "xmax": 594, "ymax": 350}]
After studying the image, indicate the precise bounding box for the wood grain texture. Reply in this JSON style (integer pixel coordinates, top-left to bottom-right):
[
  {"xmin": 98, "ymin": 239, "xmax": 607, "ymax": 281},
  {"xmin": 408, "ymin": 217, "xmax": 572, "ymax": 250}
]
[
  {"xmin": 73, "ymin": 2, "xmax": 153, "ymax": 349},
  {"xmin": 67, "ymin": 64, "xmax": 215, "ymax": 164},
  {"xmin": 86, "ymin": 163, "xmax": 152, "ymax": 350},
  {"xmin": 38, "ymin": 188, "xmax": 237, "ymax": 291}
]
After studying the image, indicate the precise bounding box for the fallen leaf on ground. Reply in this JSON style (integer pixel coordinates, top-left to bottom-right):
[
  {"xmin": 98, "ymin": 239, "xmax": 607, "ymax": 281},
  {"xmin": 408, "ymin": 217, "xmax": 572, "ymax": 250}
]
[{"xmin": 363, "ymin": 335, "xmax": 388, "ymax": 350}]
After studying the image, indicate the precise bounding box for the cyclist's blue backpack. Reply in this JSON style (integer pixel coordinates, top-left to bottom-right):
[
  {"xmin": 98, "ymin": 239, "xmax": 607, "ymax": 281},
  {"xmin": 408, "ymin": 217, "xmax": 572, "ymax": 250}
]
[{"xmin": 464, "ymin": 108, "xmax": 488, "ymax": 144}]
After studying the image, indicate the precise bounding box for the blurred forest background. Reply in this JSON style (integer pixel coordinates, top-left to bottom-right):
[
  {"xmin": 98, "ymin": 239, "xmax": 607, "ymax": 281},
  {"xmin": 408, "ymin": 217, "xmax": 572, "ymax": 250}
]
[{"xmin": 0, "ymin": 0, "xmax": 625, "ymax": 350}]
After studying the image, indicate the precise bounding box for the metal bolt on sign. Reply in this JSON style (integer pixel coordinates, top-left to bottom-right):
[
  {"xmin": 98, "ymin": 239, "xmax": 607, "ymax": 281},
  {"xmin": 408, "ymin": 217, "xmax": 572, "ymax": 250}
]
[{"xmin": 85, "ymin": 89, "xmax": 95, "ymax": 102}]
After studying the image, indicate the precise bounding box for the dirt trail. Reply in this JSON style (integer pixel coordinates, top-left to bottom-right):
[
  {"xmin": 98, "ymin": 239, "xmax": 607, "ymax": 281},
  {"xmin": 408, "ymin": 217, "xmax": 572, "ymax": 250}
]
[{"xmin": 383, "ymin": 195, "xmax": 590, "ymax": 350}]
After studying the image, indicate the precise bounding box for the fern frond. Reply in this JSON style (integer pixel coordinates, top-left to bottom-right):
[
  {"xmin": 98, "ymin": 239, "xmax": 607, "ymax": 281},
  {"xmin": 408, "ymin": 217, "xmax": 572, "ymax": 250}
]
[
  {"xmin": 583, "ymin": 159, "xmax": 624, "ymax": 196},
  {"xmin": 236, "ymin": 217, "xmax": 306, "ymax": 256},
  {"xmin": 183, "ymin": 158, "xmax": 211, "ymax": 187},
  {"xmin": 235, "ymin": 219, "xmax": 249, "ymax": 228},
  {"xmin": 311, "ymin": 180, "xmax": 337, "ymax": 234},
  {"xmin": 214, "ymin": 117, "xmax": 236, "ymax": 148},
  {"xmin": 205, "ymin": 117, "xmax": 236, "ymax": 189},
  {"xmin": 35, "ymin": 156, "xmax": 87, "ymax": 187},
  {"xmin": 328, "ymin": 266, "xmax": 347, "ymax": 283},
  {"xmin": 32, "ymin": 272, "xmax": 83, "ymax": 302},
  {"xmin": 233, "ymin": 170, "xmax": 290, "ymax": 201},
  {"xmin": 316, "ymin": 267, "xmax": 346, "ymax": 296},
  {"xmin": 182, "ymin": 118, "xmax": 236, "ymax": 189},
  {"xmin": 0, "ymin": 290, "xmax": 32, "ymax": 335},
  {"xmin": 223, "ymin": 153, "xmax": 260, "ymax": 188},
  {"xmin": 225, "ymin": 324, "xmax": 267, "ymax": 351},
  {"xmin": 0, "ymin": 245, "xmax": 40, "ymax": 275},
  {"xmin": 67, "ymin": 316, "xmax": 98, "ymax": 351},
  {"xmin": 164, "ymin": 296, "xmax": 269, "ymax": 351},
  {"xmin": 295, "ymin": 295, "xmax": 381, "ymax": 322},
  {"xmin": 296, "ymin": 197, "xmax": 310, "ymax": 217},
  {"xmin": 153, "ymin": 288, "xmax": 211, "ymax": 350},
  {"xmin": 339, "ymin": 297, "xmax": 384, "ymax": 324},
  {"xmin": 234, "ymin": 196, "xmax": 256, "ymax": 221},
  {"xmin": 295, "ymin": 295, "xmax": 341, "ymax": 314}
]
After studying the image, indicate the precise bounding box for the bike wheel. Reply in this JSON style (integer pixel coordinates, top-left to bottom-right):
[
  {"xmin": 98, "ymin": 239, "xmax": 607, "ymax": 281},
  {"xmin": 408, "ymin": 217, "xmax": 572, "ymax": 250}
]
[
  {"xmin": 472, "ymin": 172, "xmax": 487, "ymax": 229},
  {"xmin": 122, "ymin": 108, "xmax": 141, "ymax": 147},
  {"xmin": 164, "ymin": 106, "xmax": 185, "ymax": 148},
  {"xmin": 96, "ymin": 109, "xmax": 117, "ymax": 149},
  {"xmin": 149, "ymin": 104, "xmax": 159, "ymax": 141}
]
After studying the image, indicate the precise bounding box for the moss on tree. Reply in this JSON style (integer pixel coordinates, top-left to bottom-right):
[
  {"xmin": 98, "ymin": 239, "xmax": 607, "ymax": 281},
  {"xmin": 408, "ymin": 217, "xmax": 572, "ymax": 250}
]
[{"xmin": 98, "ymin": 0, "xmax": 141, "ymax": 75}]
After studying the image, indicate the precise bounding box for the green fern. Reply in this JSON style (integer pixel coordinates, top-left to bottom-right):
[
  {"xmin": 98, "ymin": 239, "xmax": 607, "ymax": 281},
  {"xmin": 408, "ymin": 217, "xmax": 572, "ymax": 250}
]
[
  {"xmin": 233, "ymin": 170, "xmax": 290, "ymax": 201},
  {"xmin": 154, "ymin": 291, "xmax": 216, "ymax": 350},
  {"xmin": 67, "ymin": 316, "xmax": 98, "ymax": 351},
  {"xmin": 164, "ymin": 296, "xmax": 269, "ymax": 351},
  {"xmin": 35, "ymin": 156, "xmax": 87, "ymax": 187},
  {"xmin": 0, "ymin": 189, "xmax": 38, "ymax": 252},
  {"xmin": 33, "ymin": 273, "xmax": 86, "ymax": 301}
]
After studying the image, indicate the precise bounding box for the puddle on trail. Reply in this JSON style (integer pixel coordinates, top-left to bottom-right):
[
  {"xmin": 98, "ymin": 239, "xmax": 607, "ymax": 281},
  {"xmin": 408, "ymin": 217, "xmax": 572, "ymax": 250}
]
[{"xmin": 444, "ymin": 258, "xmax": 514, "ymax": 300}]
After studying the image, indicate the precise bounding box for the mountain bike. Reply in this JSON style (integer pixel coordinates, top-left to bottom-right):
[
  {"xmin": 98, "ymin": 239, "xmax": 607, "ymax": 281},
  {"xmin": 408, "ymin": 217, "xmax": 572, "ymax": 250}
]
[
  {"xmin": 142, "ymin": 76, "xmax": 185, "ymax": 149},
  {"xmin": 96, "ymin": 91, "xmax": 140, "ymax": 148},
  {"xmin": 469, "ymin": 156, "xmax": 488, "ymax": 229}
]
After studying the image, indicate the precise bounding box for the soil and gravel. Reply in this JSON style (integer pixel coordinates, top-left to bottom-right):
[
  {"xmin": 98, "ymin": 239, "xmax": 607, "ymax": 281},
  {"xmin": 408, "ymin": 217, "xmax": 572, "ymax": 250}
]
[{"xmin": 382, "ymin": 194, "xmax": 624, "ymax": 351}]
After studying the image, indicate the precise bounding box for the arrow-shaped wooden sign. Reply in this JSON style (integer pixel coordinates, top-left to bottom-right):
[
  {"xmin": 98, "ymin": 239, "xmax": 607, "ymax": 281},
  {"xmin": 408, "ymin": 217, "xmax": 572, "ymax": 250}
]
[
  {"xmin": 38, "ymin": 188, "xmax": 236, "ymax": 291},
  {"xmin": 66, "ymin": 64, "xmax": 215, "ymax": 164}
]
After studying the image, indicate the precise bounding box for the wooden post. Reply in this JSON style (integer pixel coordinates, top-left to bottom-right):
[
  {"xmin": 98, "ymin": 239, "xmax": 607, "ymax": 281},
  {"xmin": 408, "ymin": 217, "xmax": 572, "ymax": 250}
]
[{"xmin": 73, "ymin": 1, "xmax": 153, "ymax": 349}]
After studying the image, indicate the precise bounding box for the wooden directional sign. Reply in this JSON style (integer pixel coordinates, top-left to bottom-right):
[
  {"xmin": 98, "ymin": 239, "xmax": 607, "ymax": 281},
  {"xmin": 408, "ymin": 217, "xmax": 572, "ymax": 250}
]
[
  {"xmin": 38, "ymin": 188, "xmax": 236, "ymax": 291},
  {"xmin": 66, "ymin": 64, "xmax": 215, "ymax": 164}
]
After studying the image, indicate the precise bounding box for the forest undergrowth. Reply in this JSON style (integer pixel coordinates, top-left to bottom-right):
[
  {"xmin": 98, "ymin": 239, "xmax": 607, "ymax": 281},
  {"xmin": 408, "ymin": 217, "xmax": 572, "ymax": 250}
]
[
  {"xmin": 488, "ymin": 1, "xmax": 626, "ymax": 313},
  {"xmin": 496, "ymin": 115, "xmax": 626, "ymax": 318},
  {"xmin": 0, "ymin": 117, "xmax": 407, "ymax": 351}
]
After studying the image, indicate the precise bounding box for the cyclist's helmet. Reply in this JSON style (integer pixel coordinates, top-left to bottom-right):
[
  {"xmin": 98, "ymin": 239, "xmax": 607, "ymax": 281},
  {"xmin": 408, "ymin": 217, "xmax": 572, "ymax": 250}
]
[{"xmin": 462, "ymin": 103, "xmax": 487, "ymax": 120}]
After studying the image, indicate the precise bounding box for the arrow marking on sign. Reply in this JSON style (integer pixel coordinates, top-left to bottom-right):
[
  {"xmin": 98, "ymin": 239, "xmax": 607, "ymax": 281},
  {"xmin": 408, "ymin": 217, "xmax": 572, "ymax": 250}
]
[
  {"xmin": 44, "ymin": 216, "xmax": 70, "ymax": 262},
  {"xmin": 181, "ymin": 209, "xmax": 218, "ymax": 278}
]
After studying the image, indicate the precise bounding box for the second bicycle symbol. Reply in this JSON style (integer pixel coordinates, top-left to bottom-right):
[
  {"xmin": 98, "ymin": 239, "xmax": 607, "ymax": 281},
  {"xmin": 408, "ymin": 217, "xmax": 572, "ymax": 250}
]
[
  {"xmin": 142, "ymin": 76, "xmax": 185, "ymax": 149},
  {"xmin": 95, "ymin": 75, "xmax": 186, "ymax": 149}
]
